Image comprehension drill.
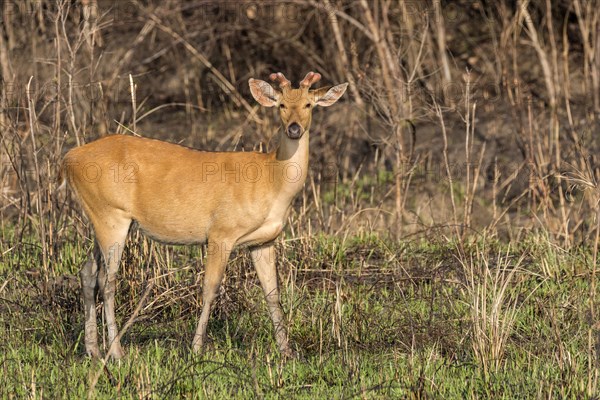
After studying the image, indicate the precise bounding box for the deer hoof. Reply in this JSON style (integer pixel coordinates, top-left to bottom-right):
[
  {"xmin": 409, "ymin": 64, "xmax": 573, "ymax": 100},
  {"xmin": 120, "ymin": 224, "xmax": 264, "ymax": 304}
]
[
  {"xmin": 107, "ymin": 343, "xmax": 125, "ymax": 360},
  {"xmin": 280, "ymin": 346, "xmax": 298, "ymax": 360},
  {"xmin": 86, "ymin": 346, "xmax": 102, "ymax": 359}
]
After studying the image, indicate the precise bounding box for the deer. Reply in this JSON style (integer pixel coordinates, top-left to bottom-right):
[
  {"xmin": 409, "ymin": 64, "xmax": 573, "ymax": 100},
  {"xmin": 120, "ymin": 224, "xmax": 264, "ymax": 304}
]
[{"xmin": 60, "ymin": 72, "xmax": 348, "ymax": 359}]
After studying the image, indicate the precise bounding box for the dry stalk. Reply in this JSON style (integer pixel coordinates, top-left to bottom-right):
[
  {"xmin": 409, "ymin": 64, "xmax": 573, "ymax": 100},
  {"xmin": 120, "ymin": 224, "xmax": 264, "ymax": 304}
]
[
  {"xmin": 463, "ymin": 72, "xmax": 473, "ymax": 234},
  {"xmin": 129, "ymin": 74, "xmax": 137, "ymax": 133},
  {"xmin": 433, "ymin": 0, "xmax": 451, "ymax": 87},
  {"xmin": 434, "ymin": 101, "xmax": 460, "ymax": 240},
  {"xmin": 573, "ymin": 0, "xmax": 600, "ymax": 113},
  {"xmin": 589, "ymin": 197, "xmax": 599, "ymax": 397},
  {"xmin": 26, "ymin": 76, "xmax": 49, "ymax": 280}
]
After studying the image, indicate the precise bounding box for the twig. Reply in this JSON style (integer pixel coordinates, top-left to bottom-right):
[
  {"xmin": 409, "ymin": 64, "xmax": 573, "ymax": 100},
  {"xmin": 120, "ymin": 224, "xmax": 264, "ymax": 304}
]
[
  {"xmin": 134, "ymin": 1, "xmax": 262, "ymax": 124},
  {"xmin": 87, "ymin": 280, "xmax": 155, "ymax": 398},
  {"xmin": 26, "ymin": 76, "xmax": 49, "ymax": 282}
]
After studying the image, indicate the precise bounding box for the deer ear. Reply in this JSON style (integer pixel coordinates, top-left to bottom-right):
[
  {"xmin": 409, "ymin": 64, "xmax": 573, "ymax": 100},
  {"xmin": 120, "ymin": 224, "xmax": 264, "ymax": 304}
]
[
  {"xmin": 249, "ymin": 79, "xmax": 281, "ymax": 107},
  {"xmin": 312, "ymin": 83, "xmax": 348, "ymax": 107}
]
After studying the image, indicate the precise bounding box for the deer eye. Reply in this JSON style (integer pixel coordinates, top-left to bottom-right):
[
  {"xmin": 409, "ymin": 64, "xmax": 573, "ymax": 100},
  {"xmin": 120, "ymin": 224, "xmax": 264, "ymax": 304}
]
[
  {"xmin": 305, "ymin": 103, "xmax": 311, "ymax": 108},
  {"xmin": 279, "ymin": 104, "xmax": 286, "ymax": 109}
]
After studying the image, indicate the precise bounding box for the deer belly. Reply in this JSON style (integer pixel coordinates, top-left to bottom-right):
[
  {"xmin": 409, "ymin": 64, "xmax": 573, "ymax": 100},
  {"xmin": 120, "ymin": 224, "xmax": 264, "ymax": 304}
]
[{"xmin": 135, "ymin": 216, "xmax": 209, "ymax": 245}]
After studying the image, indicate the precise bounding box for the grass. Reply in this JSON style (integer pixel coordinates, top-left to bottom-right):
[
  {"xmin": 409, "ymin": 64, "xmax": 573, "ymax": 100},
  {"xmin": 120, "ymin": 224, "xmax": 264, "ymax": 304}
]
[{"xmin": 1, "ymin": 230, "xmax": 598, "ymax": 399}]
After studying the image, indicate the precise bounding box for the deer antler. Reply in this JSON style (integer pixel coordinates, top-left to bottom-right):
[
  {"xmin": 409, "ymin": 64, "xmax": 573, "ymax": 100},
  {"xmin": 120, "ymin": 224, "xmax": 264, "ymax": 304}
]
[
  {"xmin": 269, "ymin": 72, "xmax": 291, "ymax": 89},
  {"xmin": 300, "ymin": 72, "xmax": 322, "ymax": 89}
]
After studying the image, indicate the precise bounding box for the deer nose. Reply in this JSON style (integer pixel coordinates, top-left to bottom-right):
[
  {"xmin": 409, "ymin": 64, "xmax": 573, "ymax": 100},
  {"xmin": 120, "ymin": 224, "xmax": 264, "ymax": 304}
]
[{"xmin": 287, "ymin": 123, "xmax": 303, "ymax": 139}]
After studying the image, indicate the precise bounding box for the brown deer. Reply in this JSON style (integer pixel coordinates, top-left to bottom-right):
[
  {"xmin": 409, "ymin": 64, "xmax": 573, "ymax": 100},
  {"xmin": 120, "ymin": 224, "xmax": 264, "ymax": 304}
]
[{"xmin": 60, "ymin": 72, "xmax": 348, "ymax": 359}]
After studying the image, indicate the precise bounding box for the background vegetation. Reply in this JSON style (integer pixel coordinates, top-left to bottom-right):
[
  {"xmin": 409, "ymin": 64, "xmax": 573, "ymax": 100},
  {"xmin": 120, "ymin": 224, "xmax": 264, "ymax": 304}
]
[{"xmin": 0, "ymin": 0, "xmax": 599, "ymax": 398}]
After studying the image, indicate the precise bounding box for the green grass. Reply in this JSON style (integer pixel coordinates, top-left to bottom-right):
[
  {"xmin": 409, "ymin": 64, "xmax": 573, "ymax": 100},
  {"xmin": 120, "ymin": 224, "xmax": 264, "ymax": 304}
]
[{"xmin": 0, "ymin": 231, "xmax": 598, "ymax": 399}]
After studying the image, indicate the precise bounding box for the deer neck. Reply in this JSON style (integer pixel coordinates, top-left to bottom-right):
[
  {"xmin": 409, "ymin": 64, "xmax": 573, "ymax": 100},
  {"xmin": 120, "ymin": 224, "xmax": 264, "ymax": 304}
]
[{"xmin": 273, "ymin": 130, "xmax": 310, "ymax": 196}]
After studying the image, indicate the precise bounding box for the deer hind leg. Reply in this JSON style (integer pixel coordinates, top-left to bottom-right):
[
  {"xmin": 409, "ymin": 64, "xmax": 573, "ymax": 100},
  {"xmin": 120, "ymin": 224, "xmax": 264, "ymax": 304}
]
[
  {"xmin": 250, "ymin": 244, "xmax": 294, "ymax": 357},
  {"xmin": 80, "ymin": 243, "xmax": 102, "ymax": 358},
  {"xmin": 94, "ymin": 214, "xmax": 131, "ymax": 360},
  {"xmin": 192, "ymin": 238, "xmax": 234, "ymax": 353}
]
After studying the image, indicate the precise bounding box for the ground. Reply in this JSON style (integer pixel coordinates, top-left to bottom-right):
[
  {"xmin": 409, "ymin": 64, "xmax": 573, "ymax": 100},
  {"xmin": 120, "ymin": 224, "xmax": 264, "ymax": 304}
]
[{"xmin": 1, "ymin": 230, "xmax": 598, "ymax": 398}]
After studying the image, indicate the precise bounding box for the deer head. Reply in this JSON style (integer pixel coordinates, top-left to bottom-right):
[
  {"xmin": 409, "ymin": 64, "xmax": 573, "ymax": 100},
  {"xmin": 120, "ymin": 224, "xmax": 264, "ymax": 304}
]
[{"xmin": 249, "ymin": 72, "xmax": 348, "ymax": 139}]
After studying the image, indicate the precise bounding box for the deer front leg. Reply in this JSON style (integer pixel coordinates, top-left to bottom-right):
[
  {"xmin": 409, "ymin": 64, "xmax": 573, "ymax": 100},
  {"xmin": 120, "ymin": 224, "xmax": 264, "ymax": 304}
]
[
  {"xmin": 250, "ymin": 244, "xmax": 294, "ymax": 357},
  {"xmin": 192, "ymin": 239, "xmax": 234, "ymax": 353},
  {"xmin": 80, "ymin": 244, "xmax": 102, "ymax": 358}
]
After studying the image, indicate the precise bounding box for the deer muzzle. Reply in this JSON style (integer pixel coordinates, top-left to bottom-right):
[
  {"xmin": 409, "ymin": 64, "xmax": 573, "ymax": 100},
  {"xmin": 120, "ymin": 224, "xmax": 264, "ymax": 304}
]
[{"xmin": 286, "ymin": 123, "xmax": 303, "ymax": 139}]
